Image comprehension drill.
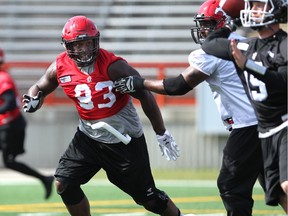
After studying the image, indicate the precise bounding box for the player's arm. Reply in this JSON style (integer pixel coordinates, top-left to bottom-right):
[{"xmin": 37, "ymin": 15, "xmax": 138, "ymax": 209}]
[
  {"xmin": 114, "ymin": 64, "xmax": 207, "ymax": 96},
  {"xmin": 201, "ymin": 27, "xmax": 234, "ymax": 61},
  {"xmin": 230, "ymin": 39, "xmax": 287, "ymax": 91},
  {"xmin": 109, "ymin": 60, "xmax": 180, "ymax": 161},
  {"xmin": 0, "ymin": 90, "xmax": 17, "ymax": 113},
  {"xmin": 23, "ymin": 61, "xmax": 59, "ymax": 112},
  {"xmin": 264, "ymin": 66, "xmax": 287, "ymax": 91},
  {"xmin": 149, "ymin": 65, "xmax": 207, "ymax": 95},
  {"xmin": 135, "ymin": 88, "xmax": 180, "ymax": 160},
  {"xmin": 244, "ymin": 63, "xmax": 287, "ymax": 91},
  {"xmin": 28, "ymin": 61, "xmax": 59, "ymax": 97},
  {"xmin": 109, "ymin": 60, "xmax": 166, "ymax": 134}
]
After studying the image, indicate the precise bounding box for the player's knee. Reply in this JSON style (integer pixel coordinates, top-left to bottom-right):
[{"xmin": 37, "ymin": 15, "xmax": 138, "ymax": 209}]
[
  {"xmin": 55, "ymin": 179, "xmax": 84, "ymax": 205},
  {"xmin": 138, "ymin": 189, "xmax": 169, "ymax": 214},
  {"xmin": 55, "ymin": 180, "xmax": 66, "ymax": 194},
  {"xmin": 281, "ymin": 181, "xmax": 288, "ymax": 194}
]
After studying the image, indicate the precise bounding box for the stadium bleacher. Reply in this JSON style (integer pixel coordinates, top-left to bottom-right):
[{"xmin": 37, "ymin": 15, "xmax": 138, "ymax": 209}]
[{"xmin": 0, "ymin": 0, "xmax": 204, "ymax": 62}]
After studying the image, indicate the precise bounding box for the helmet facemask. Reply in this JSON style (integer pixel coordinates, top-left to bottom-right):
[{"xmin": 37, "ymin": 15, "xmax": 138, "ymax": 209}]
[
  {"xmin": 240, "ymin": 0, "xmax": 287, "ymax": 28},
  {"xmin": 241, "ymin": 0, "xmax": 275, "ymax": 27},
  {"xmin": 191, "ymin": 16, "xmax": 219, "ymax": 44},
  {"xmin": 63, "ymin": 34, "xmax": 100, "ymax": 67},
  {"xmin": 61, "ymin": 16, "xmax": 100, "ymax": 67}
]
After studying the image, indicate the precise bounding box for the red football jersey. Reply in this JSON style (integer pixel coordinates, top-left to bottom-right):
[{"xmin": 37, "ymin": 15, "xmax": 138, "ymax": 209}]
[
  {"xmin": 56, "ymin": 49, "xmax": 130, "ymax": 120},
  {"xmin": 0, "ymin": 71, "xmax": 21, "ymax": 125}
]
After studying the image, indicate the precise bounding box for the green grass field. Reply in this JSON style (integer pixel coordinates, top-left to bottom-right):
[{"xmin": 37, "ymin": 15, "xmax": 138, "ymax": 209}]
[{"xmin": 0, "ymin": 169, "xmax": 284, "ymax": 216}]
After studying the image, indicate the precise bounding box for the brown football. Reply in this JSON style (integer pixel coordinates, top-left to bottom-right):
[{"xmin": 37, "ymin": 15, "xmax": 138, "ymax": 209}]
[{"xmin": 219, "ymin": 0, "xmax": 245, "ymax": 19}]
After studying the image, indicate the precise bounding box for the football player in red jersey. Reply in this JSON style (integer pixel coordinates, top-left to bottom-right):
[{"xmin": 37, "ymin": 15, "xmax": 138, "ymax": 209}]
[
  {"xmin": 22, "ymin": 16, "xmax": 190, "ymax": 216},
  {"xmin": 201, "ymin": 0, "xmax": 287, "ymax": 212},
  {"xmin": 0, "ymin": 48, "xmax": 54, "ymax": 199}
]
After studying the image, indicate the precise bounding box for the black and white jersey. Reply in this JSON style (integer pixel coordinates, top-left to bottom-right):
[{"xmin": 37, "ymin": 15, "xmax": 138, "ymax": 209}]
[{"xmin": 202, "ymin": 28, "xmax": 287, "ymax": 133}]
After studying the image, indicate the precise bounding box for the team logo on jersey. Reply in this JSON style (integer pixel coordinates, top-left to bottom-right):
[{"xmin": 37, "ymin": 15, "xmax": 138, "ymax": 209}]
[
  {"xmin": 87, "ymin": 76, "xmax": 92, "ymax": 83},
  {"xmin": 59, "ymin": 75, "xmax": 71, "ymax": 83}
]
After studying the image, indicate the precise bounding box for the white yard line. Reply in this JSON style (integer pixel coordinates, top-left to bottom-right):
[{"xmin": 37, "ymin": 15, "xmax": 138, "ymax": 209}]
[
  {"xmin": 0, "ymin": 169, "xmax": 262, "ymax": 188},
  {"xmin": 102, "ymin": 213, "xmax": 147, "ymax": 216},
  {"xmin": 0, "ymin": 177, "xmax": 263, "ymax": 188},
  {"xmin": 18, "ymin": 213, "xmax": 62, "ymax": 216},
  {"xmin": 196, "ymin": 214, "xmax": 225, "ymax": 216}
]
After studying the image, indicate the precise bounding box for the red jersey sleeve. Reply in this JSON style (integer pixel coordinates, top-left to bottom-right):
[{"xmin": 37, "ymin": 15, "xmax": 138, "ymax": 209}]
[
  {"xmin": 0, "ymin": 71, "xmax": 21, "ymax": 125},
  {"xmin": 0, "ymin": 71, "xmax": 15, "ymax": 94}
]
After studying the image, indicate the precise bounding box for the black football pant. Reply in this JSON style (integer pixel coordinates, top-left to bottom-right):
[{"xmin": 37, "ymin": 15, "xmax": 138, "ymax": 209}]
[{"xmin": 217, "ymin": 125, "xmax": 265, "ymax": 216}]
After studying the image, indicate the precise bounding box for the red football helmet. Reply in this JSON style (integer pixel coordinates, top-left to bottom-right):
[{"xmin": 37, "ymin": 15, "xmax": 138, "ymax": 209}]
[
  {"xmin": 0, "ymin": 48, "xmax": 4, "ymax": 64},
  {"xmin": 191, "ymin": 0, "xmax": 228, "ymax": 44},
  {"xmin": 62, "ymin": 16, "xmax": 100, "ymax": 67}
]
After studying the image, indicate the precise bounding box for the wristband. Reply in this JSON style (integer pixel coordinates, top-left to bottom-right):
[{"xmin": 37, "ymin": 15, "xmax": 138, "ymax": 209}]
[{"xmin": 245, "ymin": 59, "xmax": 267, "ymax": 75}]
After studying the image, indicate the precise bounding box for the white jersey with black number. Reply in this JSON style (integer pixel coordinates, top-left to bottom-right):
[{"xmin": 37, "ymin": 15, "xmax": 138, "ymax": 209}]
[{"xmin": 189, "ymin": 35, "xmax": 257, "ymax": 129}]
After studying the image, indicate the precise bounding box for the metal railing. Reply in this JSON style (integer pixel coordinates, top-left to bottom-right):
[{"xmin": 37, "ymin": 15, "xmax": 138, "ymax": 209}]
[{"xmin": 3, "ymin": 61, "xmax": 196, "ymax": 107}]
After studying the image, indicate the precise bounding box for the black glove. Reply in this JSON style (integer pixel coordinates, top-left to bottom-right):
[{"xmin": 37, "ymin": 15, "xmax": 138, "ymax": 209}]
[
  {"xmin": 114, "ymin": 76, "xmax": 145, "ymax": 94},
  {"xmin": 22, "ymin": 91, "xmax": 43, "ymax": 112},
  {"xmin": 225, "ymin": 18, "xmax": 242, "ymax": 32}
]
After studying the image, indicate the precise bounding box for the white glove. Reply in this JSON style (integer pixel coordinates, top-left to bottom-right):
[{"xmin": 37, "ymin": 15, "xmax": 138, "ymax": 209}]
[{"xmin": 156, "ymin": 130, "xmax": 180, "ymax": 161}]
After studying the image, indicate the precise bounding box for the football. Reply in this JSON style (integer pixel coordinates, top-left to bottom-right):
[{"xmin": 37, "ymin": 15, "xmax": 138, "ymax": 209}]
[{"xmin": 219, "ymin": 0, "xmax": 245, "ymax": 19}]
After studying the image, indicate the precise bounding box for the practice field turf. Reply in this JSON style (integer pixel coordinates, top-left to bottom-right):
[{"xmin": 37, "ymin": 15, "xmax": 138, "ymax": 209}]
[{"xmin": 0, "ymin": 169, "xmax": 284, "ymax": 216}]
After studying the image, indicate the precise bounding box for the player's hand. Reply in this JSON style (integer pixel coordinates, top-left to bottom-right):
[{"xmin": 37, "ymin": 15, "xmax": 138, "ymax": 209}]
[
  {"xmin": 225, "ymin": 18, "xmax": 242, "ymax": 32},
  {"xmin": 231, "ymin": 38, "xmax": 246, "ymax": 70},
  {"xmin": 114, "ymin": 76, "xmax": 144, "ymax": 94},
  {"xmin": 22, "ymin": 91, "xmax": 43, "ymax": 113},
  {"xmin": 157, "ymin": 130, "xmax": 180, "ymax": 161}
]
